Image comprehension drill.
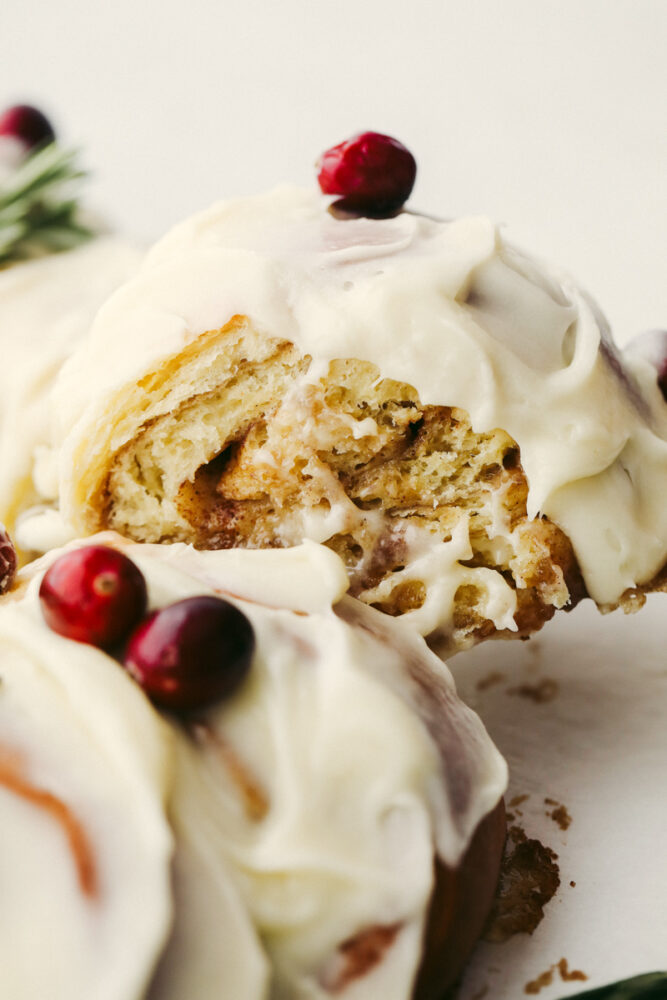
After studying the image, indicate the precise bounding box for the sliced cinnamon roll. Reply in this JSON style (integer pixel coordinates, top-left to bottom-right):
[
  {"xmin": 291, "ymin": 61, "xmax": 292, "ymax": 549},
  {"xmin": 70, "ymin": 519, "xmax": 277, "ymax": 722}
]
[{"xmin": 50, "ymin": 188, "xmax": 667, "ymax": 653}]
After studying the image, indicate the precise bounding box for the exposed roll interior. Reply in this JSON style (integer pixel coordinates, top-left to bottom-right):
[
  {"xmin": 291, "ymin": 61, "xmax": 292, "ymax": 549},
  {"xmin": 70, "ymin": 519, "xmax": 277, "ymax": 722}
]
[{"xmin": 101, "ymin": 318, "xmax": 585, "ymax": 648}]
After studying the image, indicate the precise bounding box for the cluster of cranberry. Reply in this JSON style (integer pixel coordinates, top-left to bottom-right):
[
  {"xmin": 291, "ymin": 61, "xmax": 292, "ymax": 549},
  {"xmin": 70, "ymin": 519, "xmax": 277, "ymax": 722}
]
[{"xmin": 38, "ymin": 545, "xmax": 255, "ymax": 714}]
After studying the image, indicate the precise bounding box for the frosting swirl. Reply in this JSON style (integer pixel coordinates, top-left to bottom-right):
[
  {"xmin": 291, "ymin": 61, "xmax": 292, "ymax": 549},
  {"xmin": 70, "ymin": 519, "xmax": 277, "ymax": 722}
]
[{"xmin": 2, "ymin": 535, "xmax": 506, "ymax": 998}]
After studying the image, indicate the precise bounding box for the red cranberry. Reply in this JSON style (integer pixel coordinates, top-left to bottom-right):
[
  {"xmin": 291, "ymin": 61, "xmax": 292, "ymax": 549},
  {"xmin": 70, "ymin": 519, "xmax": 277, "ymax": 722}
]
[
  {"xmin": 317, "ymin": 131, "xmax": 417, "ymax": 216},
  {"xmin": 626, "ymin": 329, "xmax": 667, "ymax": 402},
  {"xmin": 0, "ymin": 104, "xmax": 55, "ymax": 151},
  {"xmin": 39, "ymin": 545, "xmax": 148, "ymax": 647},
  {"xmin": 123, "ymin": 596, "xmax": 255, "ymax": 713},
  {"xmin": 0, "ymin": 525, "xmax": 17, "ymax": 595}
]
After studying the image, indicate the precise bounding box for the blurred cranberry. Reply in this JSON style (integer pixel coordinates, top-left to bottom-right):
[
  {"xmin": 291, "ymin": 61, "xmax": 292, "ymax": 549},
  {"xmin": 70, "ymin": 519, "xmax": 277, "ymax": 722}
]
[
  {"xmin": 0, "ymin": 526, "xmax": 17, "ymax": 595},
  {"xmin": 0, "ymin": 104, "xmax": 55, "ymax": 150},
  {"xmin": 124, "ymin": 595, "xmax": 255, "ymax": 713}
]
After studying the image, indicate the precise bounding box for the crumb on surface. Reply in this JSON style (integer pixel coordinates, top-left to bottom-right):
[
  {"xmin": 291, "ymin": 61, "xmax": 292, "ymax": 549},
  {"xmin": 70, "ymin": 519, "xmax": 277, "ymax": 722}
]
[
  {"xmin": 524, "ymin": 967, "xmax": 555, "ymax": 994},
  {"xmin": 508, "ymin": 679, "xmax": 559, "ymax": 703},
  {"xmin": 476, "ymin": 671, "xmax": 506, "ymax": 691},
  {"xmin": 544, "ymin": 800, "xmax": 572, "ymax": 831},
  {"xmin": 558, "ymin": 958, "xmax": 587, "ymax": 983},
  {"xmin": 483, "ymin": 825, "xmax": 560, "ymax": 943},
  {"xmin": 524, "ymin": 958, "xmax": 587, "ymax": 995}
]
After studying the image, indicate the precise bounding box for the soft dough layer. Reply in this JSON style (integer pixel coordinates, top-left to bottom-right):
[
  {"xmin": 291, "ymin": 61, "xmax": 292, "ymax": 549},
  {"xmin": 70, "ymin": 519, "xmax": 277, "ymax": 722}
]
[
  {"xmin": 4, "ymin": 535, "xmax": 507, "ymax": 999},
  {"xmin": 52, "ymin": 188, "xmax": 667, "ymax": 649},
  {"xmin": 104, "ymin": 327, "xmax": 584, "ymax": 650}
]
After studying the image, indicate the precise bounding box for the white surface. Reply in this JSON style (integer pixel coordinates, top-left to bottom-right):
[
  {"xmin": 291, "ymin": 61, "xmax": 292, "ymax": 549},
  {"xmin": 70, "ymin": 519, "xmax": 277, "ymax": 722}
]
[
  {"xmin": 2, "ymin": 0, "xmax": 666, "ymax": 345},
  {"xmin": 451, "ymin": 595, "xmax": 667, "ymax": 998},
  {"xmin": 2, "ymin": 4, "xmax": 666, "ymax": 997}
]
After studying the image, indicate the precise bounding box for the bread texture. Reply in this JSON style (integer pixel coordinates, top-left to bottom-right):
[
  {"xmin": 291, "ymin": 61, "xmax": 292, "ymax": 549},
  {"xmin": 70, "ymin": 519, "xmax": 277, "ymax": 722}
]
[{"xmin": 89, "ymin": 318, "xmax": 585, "ymax": 651}]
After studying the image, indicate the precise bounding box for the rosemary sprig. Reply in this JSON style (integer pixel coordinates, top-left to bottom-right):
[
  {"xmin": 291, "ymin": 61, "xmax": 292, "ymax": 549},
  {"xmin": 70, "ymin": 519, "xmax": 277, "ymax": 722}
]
[{"xmin": 0, "ymin": 142, "xmax": 94, "ymax": 266}]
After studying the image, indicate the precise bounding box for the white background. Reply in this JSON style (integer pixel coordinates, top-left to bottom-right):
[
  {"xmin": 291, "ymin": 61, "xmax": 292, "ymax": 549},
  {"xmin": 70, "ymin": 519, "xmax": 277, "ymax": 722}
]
[
  {"xmin": 2, "ymin": 0, "xmax": 665, "ymax": 344},
  {"xmin": 2, "ymin": 3, "xmax": 667, "ymax": 998}
]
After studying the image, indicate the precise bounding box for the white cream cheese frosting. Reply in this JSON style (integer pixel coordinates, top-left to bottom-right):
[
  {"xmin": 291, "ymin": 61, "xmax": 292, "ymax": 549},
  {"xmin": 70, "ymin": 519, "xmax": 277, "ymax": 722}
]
[
  {"xmin": 0, "ymin": 236, "xmax": 143, "ymax": 541},
  {"xmin": 0, "ymin": 583, "xmax": 174, "ymax": 1000},
  {"xmin": 53, "ymin": 187, "xmax": 667, "ymax": 607},
  {"xmin": 124, "ymin": 536, "xmax": 507, "ymax": 999},
  {"xmin": 3, "ymin": 534, "xmax": 507, "ymax": 999}
]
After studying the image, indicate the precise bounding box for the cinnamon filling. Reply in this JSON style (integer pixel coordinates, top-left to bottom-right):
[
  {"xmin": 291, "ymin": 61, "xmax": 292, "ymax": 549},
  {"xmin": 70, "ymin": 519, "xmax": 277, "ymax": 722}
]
[
  {"xmin": 177, "ymin": 384, "xmax": 581, "ymax": 628},
  {"xmin": 320, "ymin": 923, "xmax": 401, "ymax": 993},
  {"xmin": 109, "ymin": 348, "xmax": 585, "ymax": 644},
  {"xmin": 0, "ymin": 749, "xmax": 98, "ymax": 899},
  {"xmin": 192, "ymin": 723, "xmax": 269, "ymax": 822}
]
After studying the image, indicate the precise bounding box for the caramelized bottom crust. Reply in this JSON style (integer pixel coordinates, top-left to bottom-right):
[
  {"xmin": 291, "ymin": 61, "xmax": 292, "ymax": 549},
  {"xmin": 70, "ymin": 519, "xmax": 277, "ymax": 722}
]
[{"xmin": 415, "ymin": 800, "xmax": 506, "ymax": 1000}]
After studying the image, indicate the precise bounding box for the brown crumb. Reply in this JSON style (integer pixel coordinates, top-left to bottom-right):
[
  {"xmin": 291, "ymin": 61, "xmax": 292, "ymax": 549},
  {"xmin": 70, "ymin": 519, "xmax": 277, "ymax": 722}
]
[
  {"xmin": 558, "ymin": 958, "xmax": 588, "ymax": 983},
  {"xmin": 508, "ymin": 679, "xmax": 559, "ymax": 703},
  {"xmin": 509, "ymin": 793, "xmax": 530, "ymax": 808},
  {"xmin": 524, "ymin": 958, "xmax": 588, "ymax": 994},
  {"xmin": 476, "ymin": 671, "xmax": 506, "ymax": 691},
  {"xmin": 484, "ymin": 825, "xmax": 560, "ymax": 943},
  {"xmin": 524, "ymin": 967, "xmax": 555, "ymax": 994},
  {"xmin": 569, "ymin": 880, "xmax": 576, "ymax": 888},
  {"xmin": 545, "ymin": 802, "xmax": 572, "ymax": 831}
]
